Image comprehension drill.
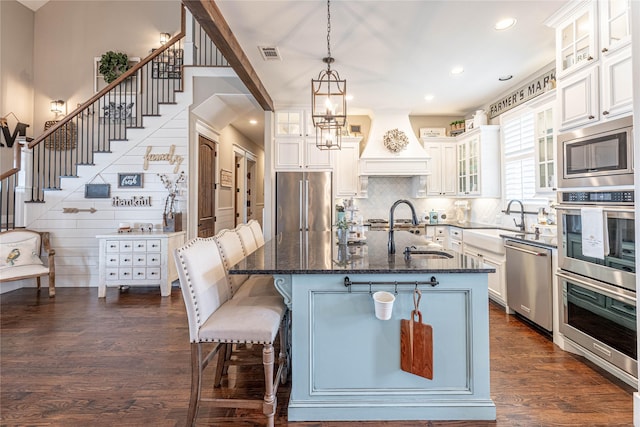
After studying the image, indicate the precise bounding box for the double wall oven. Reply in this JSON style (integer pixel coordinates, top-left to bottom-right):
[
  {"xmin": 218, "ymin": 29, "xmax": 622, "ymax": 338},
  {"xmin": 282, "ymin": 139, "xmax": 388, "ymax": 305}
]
[{"xmin": 556, "ymin": 190, "xmax": 637, "ymax": 380}]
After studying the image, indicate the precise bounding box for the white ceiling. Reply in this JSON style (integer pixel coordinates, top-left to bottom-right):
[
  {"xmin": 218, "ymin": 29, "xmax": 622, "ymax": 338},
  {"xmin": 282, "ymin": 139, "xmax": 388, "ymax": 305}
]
[
  {"xmin": 19, "ymin": 0, "xmax": 569, "ymax": 145},
  {"xmin": 216, "ymin": 0, "xmax": 567, "ymax": 119}
]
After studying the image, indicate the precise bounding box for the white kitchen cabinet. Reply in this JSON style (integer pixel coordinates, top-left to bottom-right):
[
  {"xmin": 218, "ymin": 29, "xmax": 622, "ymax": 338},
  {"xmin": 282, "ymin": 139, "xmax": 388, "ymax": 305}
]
[
  {"xmin": 557, "ymin": 65, "xmax": 600, "ymax": 129},
  {"xmin": 275, "ymin": 110, "xmax": 306, "ymax": 136},
  {"xmin": 463, "ymin": 241, "xmax": 507, "ymax": 307},
  {"xmin": 335, "ymin": 137, "xmax": 362, "ymax": 197},
  {"xmin": 423, "ymin": 138, "xmax": 457, "ymax": 196},
  {"xmin": 557, "ymin": 46, "xmax": 632, "ymax": 131},
  {"xmin": 553, "ymin": 1, "xmax": 598, "ymax": 78},
  {"xmin": 456, "ymin": 126, "xmax": 500, "ymax": 197},
  {"xmin": 274, "ymin": 109, "xmax": 334, "ymax": 170},
  {"xmin": 534, "ymin": 103, "xmax": 556, "ymax": 193},
  {"xmin": 449, "ymin": 226, "xmax": 463, "ymax": 253},
  {"xmin": 426, "ymin": 225, "xmax": 449, "ymax": 247},
  {"xmin": 97, "ymin": 231, "xmax": 185, "ymax": 298},
  {"xmin": 599, "ymin": 0, "xmax": 631, "ymax": 55},
  {"xmin": 600, "ymin": 46, "xmax": 632, "ymax": 119},
  {"xmin": 274, "ymin": 138, "xmax": 334, "ymax": 170},
  {"xmin": 550, "ymin": 0, "xmax": 633, "ymax": 131}
]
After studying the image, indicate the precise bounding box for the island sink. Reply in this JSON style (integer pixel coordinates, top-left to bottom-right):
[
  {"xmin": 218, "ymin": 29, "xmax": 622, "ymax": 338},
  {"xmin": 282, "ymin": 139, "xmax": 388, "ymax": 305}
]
[{"xmin": 229, "ymin": 231, "xmax": 496, "ymax": 422}]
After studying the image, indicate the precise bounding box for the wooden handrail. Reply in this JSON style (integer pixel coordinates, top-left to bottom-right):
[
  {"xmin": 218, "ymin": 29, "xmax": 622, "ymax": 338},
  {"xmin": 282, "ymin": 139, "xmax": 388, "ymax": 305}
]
[
  {"xmin": 0, "ymin": 142, "xmax": 22, "ymax": 181},
  {"xmin": 29, "ymin": 29, "xmax": 186, "ymax": 149}
]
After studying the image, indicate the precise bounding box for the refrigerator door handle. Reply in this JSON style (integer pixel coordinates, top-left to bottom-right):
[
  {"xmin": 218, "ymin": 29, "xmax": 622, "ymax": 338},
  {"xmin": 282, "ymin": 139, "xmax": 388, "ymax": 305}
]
[
  {"xmin": 305, "ymin": 179, "xmax": 310, "ymax": 231},
  {"xmin": 299, "ymin": 180, "xmax": 303, "ymax": 231}
]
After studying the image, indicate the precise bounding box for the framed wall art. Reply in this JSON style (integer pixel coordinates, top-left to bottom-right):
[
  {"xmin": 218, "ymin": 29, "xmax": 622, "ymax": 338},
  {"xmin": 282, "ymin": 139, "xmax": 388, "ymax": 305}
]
[
  {"xmin": 118, "ymin": 173, "xmax": 144, "ymax": 188},
  {"xmin": 220, "ymin": 169, "xmax": 233, "ymax": 188}
]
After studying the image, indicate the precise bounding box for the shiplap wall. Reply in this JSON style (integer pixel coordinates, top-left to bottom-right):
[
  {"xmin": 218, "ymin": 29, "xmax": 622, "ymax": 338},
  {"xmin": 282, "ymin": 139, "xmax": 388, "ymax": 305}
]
[{"xmin": 23, "ymin": 101, "xmax": 190, "ymax": 289}]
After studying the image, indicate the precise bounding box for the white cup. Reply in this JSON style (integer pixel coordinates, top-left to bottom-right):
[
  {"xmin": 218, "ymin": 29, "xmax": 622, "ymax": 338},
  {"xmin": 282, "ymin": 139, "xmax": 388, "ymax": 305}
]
[{"xmin": 372, "ymin": 291, "xmax": 395, "ymax": 320}]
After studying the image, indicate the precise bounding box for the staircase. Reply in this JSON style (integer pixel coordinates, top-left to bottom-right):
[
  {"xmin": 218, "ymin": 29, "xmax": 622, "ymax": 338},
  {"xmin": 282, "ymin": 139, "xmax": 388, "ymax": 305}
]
[
  {"xmin": 0, "ymin": 7, "xmax": 242, "ymax": 289},
  {"xmin": 0, "ymin": 8, "xmax": 229, "ymax": 232}
]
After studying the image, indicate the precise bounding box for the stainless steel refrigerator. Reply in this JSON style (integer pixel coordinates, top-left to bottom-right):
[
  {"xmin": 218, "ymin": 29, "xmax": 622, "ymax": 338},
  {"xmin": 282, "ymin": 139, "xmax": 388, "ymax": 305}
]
[{"xmin": 276, "ymin": 171, "xmax": 333, "ymax": 233}]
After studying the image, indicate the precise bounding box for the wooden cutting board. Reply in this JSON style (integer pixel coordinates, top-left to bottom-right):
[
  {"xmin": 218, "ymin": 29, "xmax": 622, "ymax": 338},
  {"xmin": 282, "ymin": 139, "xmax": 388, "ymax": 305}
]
[{"xmin": 400, "ymin": 310, "xmax": 433, "ymax": 379}]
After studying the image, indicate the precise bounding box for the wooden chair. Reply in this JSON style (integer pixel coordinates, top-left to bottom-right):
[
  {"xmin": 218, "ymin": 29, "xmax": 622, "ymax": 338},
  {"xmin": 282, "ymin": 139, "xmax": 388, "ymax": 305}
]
[
  {"xmin": 174, "ymin": 237, "xmax": 288, "ymax": 426},
  {"xmin": 0, "ymin": 229, "xmax": 55, "ymax": 297}
]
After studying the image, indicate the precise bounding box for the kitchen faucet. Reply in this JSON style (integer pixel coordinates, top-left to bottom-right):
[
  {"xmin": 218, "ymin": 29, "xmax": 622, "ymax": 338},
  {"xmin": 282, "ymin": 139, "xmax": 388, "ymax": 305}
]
[
  {"xmin": 388, "ymin": 199, "xmax": 419, "ymax": 254},
  {"xmin": 505, "ymin": 199, "xmax": 526, "ymax": 232}
]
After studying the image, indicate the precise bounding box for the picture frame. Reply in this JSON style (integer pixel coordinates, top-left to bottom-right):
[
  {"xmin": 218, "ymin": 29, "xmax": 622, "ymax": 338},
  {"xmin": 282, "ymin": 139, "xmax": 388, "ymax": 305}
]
[
  {"xmin": 419, "ymin": 127, "xmax": 446, "ymax": 138},
  {"xmin": 117, "ymin": 173, "xmax": 144, "ymax": 188},
  {"xmin": 220, "ymin": 169, "xmax": 233, "ymax": 188},
  {"xmin": 85, "ymin": 183, "xmax": 111, "ymax": 199}
]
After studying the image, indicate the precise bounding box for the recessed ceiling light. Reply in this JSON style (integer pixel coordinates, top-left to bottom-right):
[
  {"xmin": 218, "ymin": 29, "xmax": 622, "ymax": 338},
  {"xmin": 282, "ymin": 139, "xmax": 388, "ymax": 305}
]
[
  {"xmin": 450, "ymin": 66, "xmax": 464, "ymax": 75},
  {"xmin": 495, "ymin": 18, "xmax": 517, "ymax": 30},
  {"xmin": 498, "ymin": 75, "xmax": 513, "ymax": 81},
  {"xmin": 249, "ymin": 119, "xmax": 258, "ymax": 125},
  {"xmin": 424, "ymin": 94, "xmax": 434, "ymax": 101}
]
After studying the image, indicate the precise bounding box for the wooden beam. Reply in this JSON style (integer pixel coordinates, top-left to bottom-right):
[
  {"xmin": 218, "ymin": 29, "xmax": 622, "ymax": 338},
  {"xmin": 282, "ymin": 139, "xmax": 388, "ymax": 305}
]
[{"xmin": 183, "ymin": 0, "xmax": 274, "ymax": 111}]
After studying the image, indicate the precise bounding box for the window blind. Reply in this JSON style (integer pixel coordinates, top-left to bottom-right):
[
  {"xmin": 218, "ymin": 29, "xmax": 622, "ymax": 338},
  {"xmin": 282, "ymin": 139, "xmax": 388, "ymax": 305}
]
[{"xmin": 503, "ymin": 112, "xmax": 535, "ymax": 200}]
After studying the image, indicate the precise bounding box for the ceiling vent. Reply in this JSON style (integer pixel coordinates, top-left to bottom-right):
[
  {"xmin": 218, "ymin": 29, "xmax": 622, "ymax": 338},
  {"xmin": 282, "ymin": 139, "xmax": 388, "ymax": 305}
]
[{"xmin": 258, "ymin": 46, "xmax": 281, "ymax": 61}]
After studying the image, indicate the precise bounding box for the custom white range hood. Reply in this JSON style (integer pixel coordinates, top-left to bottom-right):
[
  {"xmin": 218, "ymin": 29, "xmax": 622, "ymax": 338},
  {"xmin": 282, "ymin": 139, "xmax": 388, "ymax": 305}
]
[{"xmin": 359, "ymin": 110, "xmax": 431, "ymax": 176}]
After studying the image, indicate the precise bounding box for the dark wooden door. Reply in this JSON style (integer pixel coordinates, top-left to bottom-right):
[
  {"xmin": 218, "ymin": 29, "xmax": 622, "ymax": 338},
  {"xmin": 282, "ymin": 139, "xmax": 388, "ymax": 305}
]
[{"xmin": 198, "ymin": 135, "xmax": 216, "ymax": 237}]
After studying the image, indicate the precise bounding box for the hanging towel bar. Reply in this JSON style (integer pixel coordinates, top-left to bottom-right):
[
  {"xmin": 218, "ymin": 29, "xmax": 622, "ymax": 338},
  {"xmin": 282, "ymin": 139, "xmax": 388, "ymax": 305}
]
[{"xmin": 344, "ymin": 276, "xmax": 439, "ymax": 294}]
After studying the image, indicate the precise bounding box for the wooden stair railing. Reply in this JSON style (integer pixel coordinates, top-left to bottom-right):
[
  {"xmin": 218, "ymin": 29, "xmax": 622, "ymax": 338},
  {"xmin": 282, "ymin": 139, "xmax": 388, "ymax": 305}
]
[
  {"xmin": 0, "ymin": 142, "xmax": 22, "ymax": 231},
  {"xmin": 25, "ymin": 5, "xmax": 230, "ymax": 204}
]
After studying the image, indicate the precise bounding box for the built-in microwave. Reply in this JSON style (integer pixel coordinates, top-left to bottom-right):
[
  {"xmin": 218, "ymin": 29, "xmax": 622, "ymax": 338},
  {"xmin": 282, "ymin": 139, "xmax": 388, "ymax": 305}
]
[{"xmin": 558, "ymin": 116, "xmax": 633, "ymax": 188}]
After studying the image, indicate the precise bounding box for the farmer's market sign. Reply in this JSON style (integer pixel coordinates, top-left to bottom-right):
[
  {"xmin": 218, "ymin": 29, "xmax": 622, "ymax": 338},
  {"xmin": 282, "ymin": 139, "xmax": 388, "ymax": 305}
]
[{"xmin": 488, "ymin": 69, "xmax": 556, "ymax": 119}]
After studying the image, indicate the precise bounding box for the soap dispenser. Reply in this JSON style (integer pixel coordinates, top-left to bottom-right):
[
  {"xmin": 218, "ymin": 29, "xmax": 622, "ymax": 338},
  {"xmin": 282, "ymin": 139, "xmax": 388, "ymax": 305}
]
[{"xmin": 429, "ymin": 209, "xmax": 438, "ymax": 224}]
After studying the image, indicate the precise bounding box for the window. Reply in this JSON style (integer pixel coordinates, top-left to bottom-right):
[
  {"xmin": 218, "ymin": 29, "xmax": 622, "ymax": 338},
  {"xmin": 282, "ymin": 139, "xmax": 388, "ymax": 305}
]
[
  {"xmin": 502, "ymin": 113, "xmax": 536, "ymax": 201},
  {"xmin": 501, "ymin": 99, "xmax": 555, "ymax": 202}
]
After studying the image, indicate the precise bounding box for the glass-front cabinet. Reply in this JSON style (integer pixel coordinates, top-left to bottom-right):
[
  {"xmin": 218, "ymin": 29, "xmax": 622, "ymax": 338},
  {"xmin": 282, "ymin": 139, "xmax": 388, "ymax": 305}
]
[
  {"xmin": 275, "ymin": 110, "xmax": 304, "ymax": 136},
  {"xmin": 557, "ymin": 2, "xmax": 597, "ymax": 77},
  {"xmin": 456, "ymin": 126, "xmax": 500, "ymax": 198},
  {"xmin": 535, "ymin": 105, "xmax": 555, "ymax": 193},
  {"xmin": 457, "ymin": 137, "xmax": 479, "ymax": 196},
  {"xmin": 600, "ymin": 0, "xmax": 631, "ymax": 53}
]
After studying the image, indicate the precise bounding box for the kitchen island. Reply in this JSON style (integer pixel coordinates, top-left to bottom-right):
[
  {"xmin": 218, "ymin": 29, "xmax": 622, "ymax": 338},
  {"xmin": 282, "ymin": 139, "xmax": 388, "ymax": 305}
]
[{"xmin": 230, "ymin": 230, "xmax": 496, "ymax": 421}]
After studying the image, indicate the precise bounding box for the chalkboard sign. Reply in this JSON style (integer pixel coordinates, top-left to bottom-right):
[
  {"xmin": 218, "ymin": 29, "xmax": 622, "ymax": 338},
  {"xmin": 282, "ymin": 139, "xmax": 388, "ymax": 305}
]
[
  {"xmin": 85, "ymin": 183, "xmax": 111, "ymax": 198},
  {"xmin": 118, "ymin": 173, "xmax": 143, "ymax": 188}
]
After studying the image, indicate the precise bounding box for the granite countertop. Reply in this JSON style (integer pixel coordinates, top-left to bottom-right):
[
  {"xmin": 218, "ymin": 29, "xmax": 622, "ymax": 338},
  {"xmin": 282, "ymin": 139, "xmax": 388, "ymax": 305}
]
[
  {"xmin": 229, "ymin": 231, "xmax": 494, "ymax": 275},
  {"xmin": 425, "ymin": 222, "xmax": 558, "ymax": 249}
]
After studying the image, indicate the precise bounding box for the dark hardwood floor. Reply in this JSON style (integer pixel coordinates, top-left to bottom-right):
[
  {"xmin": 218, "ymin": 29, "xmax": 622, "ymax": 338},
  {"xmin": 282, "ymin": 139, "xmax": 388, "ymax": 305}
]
[{"xmin": 1, "ymin": 286, "xmax": 635, "ymax": 426}]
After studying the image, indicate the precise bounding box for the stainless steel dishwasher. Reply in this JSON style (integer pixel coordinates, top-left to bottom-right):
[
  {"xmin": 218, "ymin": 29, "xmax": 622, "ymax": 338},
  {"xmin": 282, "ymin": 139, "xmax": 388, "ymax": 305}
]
[{"xmin": 505, "ymin": 239, "xmax": 553, "ymax": 332}]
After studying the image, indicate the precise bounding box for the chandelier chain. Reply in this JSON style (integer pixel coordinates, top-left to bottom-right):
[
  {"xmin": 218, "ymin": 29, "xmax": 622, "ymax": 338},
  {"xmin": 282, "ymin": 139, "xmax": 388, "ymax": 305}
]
[{"xmin": 326, "ymin": 0, "xmax": 331, "ymax": 67}]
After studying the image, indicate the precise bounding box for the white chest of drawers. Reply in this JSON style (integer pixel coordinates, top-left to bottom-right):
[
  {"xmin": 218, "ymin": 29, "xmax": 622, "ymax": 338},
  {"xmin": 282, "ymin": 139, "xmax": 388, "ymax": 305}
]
[{"xmin": 97, "ymin": 231, "xmax": 185, "ymax": 298}]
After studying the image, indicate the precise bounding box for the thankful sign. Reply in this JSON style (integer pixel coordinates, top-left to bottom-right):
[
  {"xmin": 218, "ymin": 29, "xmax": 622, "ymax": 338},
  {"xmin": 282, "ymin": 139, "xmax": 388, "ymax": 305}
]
[{"xmin": 143, "ymin": 145, "xmax": 184, "ymax": 173}]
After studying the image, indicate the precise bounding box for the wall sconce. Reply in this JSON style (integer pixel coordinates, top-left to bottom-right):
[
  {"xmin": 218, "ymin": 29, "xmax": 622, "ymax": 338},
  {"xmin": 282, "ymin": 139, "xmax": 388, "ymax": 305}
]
[
  {"xmin": 160, "ymin": 32, "xmax": 171, "ymax": 45},
  {"xmin": 50, "ymin": 100, "xmax": 65, "ymax": 114}
]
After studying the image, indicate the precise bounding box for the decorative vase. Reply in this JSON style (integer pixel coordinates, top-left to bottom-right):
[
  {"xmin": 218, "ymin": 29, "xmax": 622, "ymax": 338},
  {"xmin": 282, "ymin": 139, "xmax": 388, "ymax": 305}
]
[
  {"xmin": 163, "ymin": 212, "xmax": 182, "ymax": 232},
  {"xmin": 337, "ymin": 228, "xmax": 348, "ymax": 245}
]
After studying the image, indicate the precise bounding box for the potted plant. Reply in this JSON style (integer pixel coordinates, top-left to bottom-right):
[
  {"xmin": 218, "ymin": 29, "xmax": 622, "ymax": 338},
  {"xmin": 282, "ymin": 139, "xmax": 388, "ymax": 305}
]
[{"xmin": 99, "ymin": 51, "xmax": 131, "ymax": 83}]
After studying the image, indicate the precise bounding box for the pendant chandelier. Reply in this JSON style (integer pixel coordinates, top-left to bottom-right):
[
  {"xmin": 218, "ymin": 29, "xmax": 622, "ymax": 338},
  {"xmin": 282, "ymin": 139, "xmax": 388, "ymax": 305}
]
[
  {"xmin": 311, "ymin": 0, "xmax": 346, "ymax": 150},
  {"xmin": 316, "ymin": 121, "xmax": 342, "ymax": 150}
]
